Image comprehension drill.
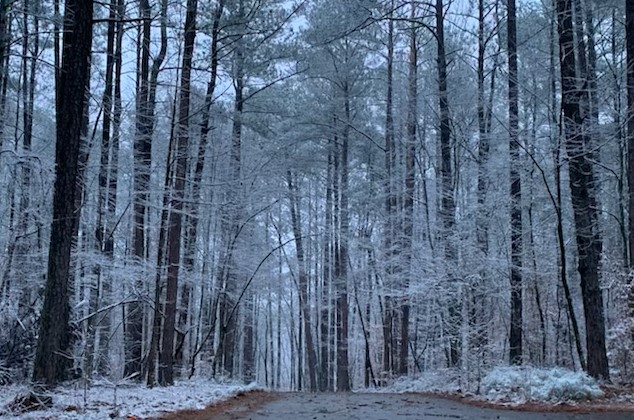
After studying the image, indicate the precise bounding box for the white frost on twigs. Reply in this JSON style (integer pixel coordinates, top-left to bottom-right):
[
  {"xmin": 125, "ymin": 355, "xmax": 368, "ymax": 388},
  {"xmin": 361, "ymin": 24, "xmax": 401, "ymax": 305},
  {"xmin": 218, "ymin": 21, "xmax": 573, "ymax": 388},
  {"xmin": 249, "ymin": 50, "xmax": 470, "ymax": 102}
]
[{"xmin": 481, "ymin": 366, "xmax": 603, "ymax": 403}]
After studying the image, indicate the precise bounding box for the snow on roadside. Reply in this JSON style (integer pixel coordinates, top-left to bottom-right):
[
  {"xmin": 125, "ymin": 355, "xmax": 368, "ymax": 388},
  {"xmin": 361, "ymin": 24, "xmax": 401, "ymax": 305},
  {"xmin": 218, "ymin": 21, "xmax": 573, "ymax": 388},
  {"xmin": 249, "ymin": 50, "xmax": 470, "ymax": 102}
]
[
  {"xmin": 367, "ymin": 367, "xmax": 605, "ymax": 406},
  {"xmin": 0, "ymin": 379, "xmax": 261, "ymax": 419},
  {"xmin": 481, "ymin": 366, "xmax": 603, "ymax": 404},
  {"xmin": 366, "ymin": 369, "xmax": 463, "ymax": 394}
]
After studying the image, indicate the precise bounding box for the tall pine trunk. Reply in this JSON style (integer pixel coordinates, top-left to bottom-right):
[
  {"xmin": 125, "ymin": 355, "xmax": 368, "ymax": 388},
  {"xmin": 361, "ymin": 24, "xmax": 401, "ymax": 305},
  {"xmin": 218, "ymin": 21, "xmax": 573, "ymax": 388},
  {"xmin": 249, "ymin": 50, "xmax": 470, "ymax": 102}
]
[
  {"xmin": 218, "ymin": 2, "xmax": 246, "ymax": 374},
  {"xmin": 89, "ymin": 0, "xmax": 119, "ymax": 376},
  {"xmin": 626, "ymin": 0, "xmax": 634, "ymax": 321},
  {"xmin": 126, "ymin": 0, "xmax": 152, "ymax": 378},
  {"xmin": 180, "ymin": 0, "xmax": 225, "ymax": 372},
  {"xmin": 436, "ymin": 0, "xmax": 459, "ymax": 367},
  {"xmin": 159, "ymin": 0, "xmax": 198, "ymax": 386},
  {"xmin": 32, "ymin": 0, "xmax": 93, "ymax": 386},
  {"xmin": 287, "ymin": 172, "xmax": 318, "ymax": 391},
  {"xmin": 335, "ymin": 86, "xmax": 351, "ymax": 391},
  {"xmin": 382, "ymin": 6, "xmax": 396, "ymax": 379},
  {"xmin": 507, "ymin": 0, "xmax": 523, "ymax": 365},
  {"xmin": 400, "ymin": 1, "xmax": 417, "ymax": 375},
  {"xmin": 556, "ymin": 0, "xmax": 609, "ymax": 381}
]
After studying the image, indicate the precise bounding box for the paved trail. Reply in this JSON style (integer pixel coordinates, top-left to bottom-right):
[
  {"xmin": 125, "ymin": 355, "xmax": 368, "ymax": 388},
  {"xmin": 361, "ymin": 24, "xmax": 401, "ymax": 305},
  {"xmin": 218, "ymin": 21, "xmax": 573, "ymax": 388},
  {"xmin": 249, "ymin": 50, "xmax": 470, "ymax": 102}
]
[{"xmin": 156, "ymin": 392, "xmax": 634, "ymax": 420}]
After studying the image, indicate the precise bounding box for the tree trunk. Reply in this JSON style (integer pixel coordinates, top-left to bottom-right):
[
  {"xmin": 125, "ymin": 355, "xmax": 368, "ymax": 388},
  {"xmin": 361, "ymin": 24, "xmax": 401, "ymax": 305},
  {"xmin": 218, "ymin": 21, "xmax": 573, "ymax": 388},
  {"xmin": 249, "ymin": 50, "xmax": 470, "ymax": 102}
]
[
  {"xmin": 507, "ymin": 0, "xmax": 523, "ymax": 366},
  {"xmin": 126, "ymin": 0, "xmax": 152, "ymax": 378},
  {"xmin": 0, "ymin": 0, "xmax": 8, "ymax": 146},
  {"xmin": 320, "ymin": 141, "xmax": 333, "ymax": 391},
  {"xmin": 218, "ymin": 6, "xmax": 246, "ymax": 375},
  {"xmin": 146, "ymin": 92, "xmax": 177, "ymax": 387},
  {"xmin": 400, "ymin": 1, "xmax": 417, "ymax": 376},
  {"xmin": 382, "ymin": 0, "xmax": 396, "ymax": 382},
  {"xmin": 287, "ymin": 172, "xmax": 318, "ymax": 391},
  {"xmin": 89, "ymin": 0, "xmax": 120, "ymax": 376},
  {"xmin": 126, "ymin": 0, "xmax": 168, "ymax": 379},
  {"xmin": 548, "ymin": 7, "xmax": 585, "ymax": 371},
  {"xmin": 625, "ymin": 0, "xmax": 634, "ymax": 338},
  {"xmin": 436, "ymin": 0, "xmax": 459, "ymax": 367},
  {"xmin": 336, "ymin": 85, "xmax": 351, "ymax": 392},
  {"xmin": 556, "ymin": 0, "xmax": 609, "ymax": 381},
  {"xmin": 159, "ymin": 0, "xmax": 198, "ymax": 386},
  {"xmin": 179, "ymin": 0, "xmax": 225, "ymax": 373},
  {"xmin": 32, "ymin": 0, "xmax": 93, "ymax": 386},
  {"xmin": 472, "ymin": 0, "xmax": 496, "ymax": 367}
]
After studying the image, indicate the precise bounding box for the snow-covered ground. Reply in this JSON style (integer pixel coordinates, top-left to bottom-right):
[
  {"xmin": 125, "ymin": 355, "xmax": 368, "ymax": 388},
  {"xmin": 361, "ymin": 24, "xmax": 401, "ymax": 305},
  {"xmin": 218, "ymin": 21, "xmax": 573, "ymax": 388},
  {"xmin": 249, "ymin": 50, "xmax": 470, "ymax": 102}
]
[
  {"xmin": 480, "ymin": 367, "xmax": 604, "ymax": 403},
  {"xmin": 0, "ymin": 379, "xmax": 260, "ymax": 419},
  {"xmin": 0, "ymin": 367, "xmax": 625, "ymax": 418},
  {"xmin": 365, "ymin": 369, "xmax": 463, "ymax": 394},
  {"xmin": 372, "ymin": 367, "xmax": 607, "ymax": 405}
]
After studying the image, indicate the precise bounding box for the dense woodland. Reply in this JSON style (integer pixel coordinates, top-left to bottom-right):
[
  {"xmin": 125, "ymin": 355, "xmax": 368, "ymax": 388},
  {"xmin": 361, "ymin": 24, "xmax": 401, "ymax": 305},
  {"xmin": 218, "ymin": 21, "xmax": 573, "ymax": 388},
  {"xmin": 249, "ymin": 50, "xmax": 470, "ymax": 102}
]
[{"xmin": 0, "ymin": 0, "xmax": 633, "ymax": 391}]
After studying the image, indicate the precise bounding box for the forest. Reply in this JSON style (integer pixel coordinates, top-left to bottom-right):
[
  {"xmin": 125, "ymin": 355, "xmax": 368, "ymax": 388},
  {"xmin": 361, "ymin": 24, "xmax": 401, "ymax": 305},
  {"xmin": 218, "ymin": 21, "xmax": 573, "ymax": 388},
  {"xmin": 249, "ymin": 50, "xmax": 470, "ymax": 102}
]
[{"xmin": 0, "ymin": 0, "xmax": 633, "ymax": 394}]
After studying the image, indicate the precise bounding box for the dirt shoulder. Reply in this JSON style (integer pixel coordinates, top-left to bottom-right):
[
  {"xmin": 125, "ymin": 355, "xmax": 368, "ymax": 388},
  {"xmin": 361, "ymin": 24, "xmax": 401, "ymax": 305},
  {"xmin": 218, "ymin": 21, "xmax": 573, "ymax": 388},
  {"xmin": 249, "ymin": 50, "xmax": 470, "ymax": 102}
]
[{"xmin": 149, "ymin": 390, "xmax": 281, "ymax": 420}]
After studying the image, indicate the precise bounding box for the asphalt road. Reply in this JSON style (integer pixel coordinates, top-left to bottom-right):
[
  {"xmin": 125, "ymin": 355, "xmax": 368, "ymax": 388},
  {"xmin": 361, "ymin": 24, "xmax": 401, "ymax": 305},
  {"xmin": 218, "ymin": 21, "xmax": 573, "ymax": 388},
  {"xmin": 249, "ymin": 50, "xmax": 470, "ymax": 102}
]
[{"xmin": 159, "ymin": 392, "xmax": 634, "ymax": 420}]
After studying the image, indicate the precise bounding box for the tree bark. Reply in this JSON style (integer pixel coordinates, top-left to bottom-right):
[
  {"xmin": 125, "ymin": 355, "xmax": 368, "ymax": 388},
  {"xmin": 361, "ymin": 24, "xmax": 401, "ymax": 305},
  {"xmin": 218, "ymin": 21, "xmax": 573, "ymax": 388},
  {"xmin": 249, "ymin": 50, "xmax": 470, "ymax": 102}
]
[
  {"xmin": 320, "ymin": 141, "xmax": 334, "ymax": 391},
  {"xmin": 381, "ymin": 1, "xmax": 398, "ymax": 374},
  {"xmin": 336, "ymin": 84, "xmax": 351, "ymax": 392},
  {"xmin": 507, "ymin": 0, "xmax": 523, "ymax": 366},
  {"xmin": 473, "ymin": 0, "xmax": 496, "ymax": 366},
  {"xmin": 382, "ymin": 1, "xmax": 395, "ymax": 381},
  {"xmin": 287, "ymin": 172, "xmax": 318, "ymax": 391},
  {"xmin": 626, "ymin": 0, "xmax": 634, "ymax": 324},
  {"xmin": 159, "ymin": 0, "xmax": 198, "ymax": 386},
  {"xmin": 556, "ymin": 0, "xmax": 609, "ymax": 381},
  {"xmin": 218, "ymin": 3, "xmax": 246, "ymax": 374},
  {"xmin": 179, "ymin": 0, "xmax": 225, "ymax": 373},
  {"xmin": 126, "ymin": 0, "xmax": 152, "ymax": 378},
  {"xmin": 126, "ymin": 0, "xmax": 168, "ymax": 379},
  {"xmin": 400, "ymin": 0, "xmax": 417, "ymax": 376},
  {"xmin": 32, "ymin": 0, "xmax": 93, "ymax": 386},
  {"xmin": 436, "ymin": 0, "xmax": 459, "ymax": 367},
  {"xmin": 0, "ymin": 0, "xmax": 8, "ymax": 146}
]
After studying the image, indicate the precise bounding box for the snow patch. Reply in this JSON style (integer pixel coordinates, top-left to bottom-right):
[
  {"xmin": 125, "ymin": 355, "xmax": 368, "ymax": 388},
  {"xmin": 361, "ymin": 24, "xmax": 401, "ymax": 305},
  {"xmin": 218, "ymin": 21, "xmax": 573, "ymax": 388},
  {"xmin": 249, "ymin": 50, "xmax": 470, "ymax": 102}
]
[
  {"xmin": 364, "ymin": 367, "xmax": 604, "ymax": 406},
  {"xmin": 481, "ymin": 367, "xmax": 604, "ymax": 403},
  {"xmin": 368, "ymin": 369, "xmax": 463, "ymax": 394},
  {"xmin": 0, "ymin": 379, "xmax": 260, "ymax": 419}
]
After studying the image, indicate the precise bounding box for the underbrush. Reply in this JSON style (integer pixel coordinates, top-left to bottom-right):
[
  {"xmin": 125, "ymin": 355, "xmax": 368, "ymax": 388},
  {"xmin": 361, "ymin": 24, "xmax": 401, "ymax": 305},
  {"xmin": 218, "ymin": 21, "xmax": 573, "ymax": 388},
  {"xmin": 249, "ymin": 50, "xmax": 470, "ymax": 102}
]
[
  {"xmin": 373, "ymin": 366, "xmax": 605, "ymax": 405},
  {"xmin": 480, "ymin": 366, "xmax": 603, "ymax": 403}
]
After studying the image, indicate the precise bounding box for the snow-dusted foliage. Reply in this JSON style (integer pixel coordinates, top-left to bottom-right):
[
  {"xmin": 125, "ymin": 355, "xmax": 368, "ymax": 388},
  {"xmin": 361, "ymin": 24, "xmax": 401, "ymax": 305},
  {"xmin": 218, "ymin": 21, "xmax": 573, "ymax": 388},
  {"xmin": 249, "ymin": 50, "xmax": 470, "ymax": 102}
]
[
  {"xmin": 481, "ymin": 367, "xmax": 604, "ymax": 403},
  {"xmin": 369, "ymin": 369, "xmax": 463, "ymax": 394},
  {"xmin": 371, "ymin": 367, "xmax": 605, "ymax": 405},
  {"xmin": 0, "ymin": 379, "xmax": 260, "ymax": 419}
]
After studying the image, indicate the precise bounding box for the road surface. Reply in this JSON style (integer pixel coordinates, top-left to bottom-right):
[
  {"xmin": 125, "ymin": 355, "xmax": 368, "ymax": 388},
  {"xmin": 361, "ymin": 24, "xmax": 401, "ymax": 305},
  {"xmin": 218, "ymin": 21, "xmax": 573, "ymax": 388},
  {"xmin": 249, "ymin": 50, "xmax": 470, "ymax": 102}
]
[{"xmin": 156, "ymin": 391, "xmax": 634, "ymax": 420}]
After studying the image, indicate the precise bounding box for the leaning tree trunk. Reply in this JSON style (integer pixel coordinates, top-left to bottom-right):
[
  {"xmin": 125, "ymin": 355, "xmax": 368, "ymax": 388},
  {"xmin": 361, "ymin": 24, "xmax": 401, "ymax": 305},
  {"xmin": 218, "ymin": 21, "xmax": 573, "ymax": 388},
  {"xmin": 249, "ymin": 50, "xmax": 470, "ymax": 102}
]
[
  {"xmin": 32, "ymin": 0, "xmax": 93, "ymax": 386},
  {"xmin": 556, "ymin": 0, "xmax": 609, "ymax": 381}
]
